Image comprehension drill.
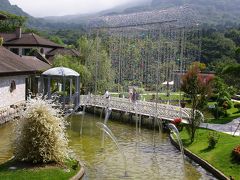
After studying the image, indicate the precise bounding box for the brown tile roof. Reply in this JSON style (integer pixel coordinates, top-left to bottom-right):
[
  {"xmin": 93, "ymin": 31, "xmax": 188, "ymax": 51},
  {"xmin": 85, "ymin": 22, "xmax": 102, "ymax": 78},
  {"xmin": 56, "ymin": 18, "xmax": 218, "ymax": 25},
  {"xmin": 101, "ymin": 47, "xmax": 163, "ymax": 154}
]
[
  {"xmin": 0, "ymin": 46, "xmax": 50, "ymax": 76},
  {"xmin": 47, "ymin": 48, "xmax": 81, "ymax": 57},
  {"xmin": 0, "ymin": 33, "xmax": 64, "ymax": 48},
  {"xmin": 21, "ymin": 56, "xmax": 51, "ymax": 72},
  {"xmin": 46, "ymin": 48, "xmax": 81, "ymax": 64}
]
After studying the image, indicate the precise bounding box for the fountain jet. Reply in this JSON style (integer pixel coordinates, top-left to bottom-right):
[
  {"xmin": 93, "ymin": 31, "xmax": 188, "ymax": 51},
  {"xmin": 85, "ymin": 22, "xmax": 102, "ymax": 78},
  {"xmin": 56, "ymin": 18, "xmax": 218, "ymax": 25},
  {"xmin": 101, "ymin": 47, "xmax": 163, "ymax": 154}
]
[{"xmin": 96, "ymin": 122, "xmax": 128, "ymax": 177}]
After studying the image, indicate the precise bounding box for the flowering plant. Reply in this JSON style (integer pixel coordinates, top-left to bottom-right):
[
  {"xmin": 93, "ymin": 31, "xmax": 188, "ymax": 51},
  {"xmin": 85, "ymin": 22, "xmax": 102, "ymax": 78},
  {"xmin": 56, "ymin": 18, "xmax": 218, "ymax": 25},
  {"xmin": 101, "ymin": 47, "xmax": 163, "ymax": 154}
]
[
  {"xmin": 14, "ymin": 98, "xmax": 69, "ymax": 164},
  {"xmin": 172, "ymin": 118, "xmax": 182, "ymax": 125},
  {"xmin": 232, "ymin": 145, "xmax": 240, "ymax": 162}
]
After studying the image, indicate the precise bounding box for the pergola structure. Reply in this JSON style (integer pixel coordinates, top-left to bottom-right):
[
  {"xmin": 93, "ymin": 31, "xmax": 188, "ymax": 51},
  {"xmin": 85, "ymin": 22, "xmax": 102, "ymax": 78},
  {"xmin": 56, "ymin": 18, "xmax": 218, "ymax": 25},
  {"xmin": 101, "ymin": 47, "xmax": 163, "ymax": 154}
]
[
  {"xmin": 89, "ymin": 6, "xmax": 201, "ymax": 99},
  {"xmin": 41, "ymin": 67, "xmax": 80, "ymax": 109}
]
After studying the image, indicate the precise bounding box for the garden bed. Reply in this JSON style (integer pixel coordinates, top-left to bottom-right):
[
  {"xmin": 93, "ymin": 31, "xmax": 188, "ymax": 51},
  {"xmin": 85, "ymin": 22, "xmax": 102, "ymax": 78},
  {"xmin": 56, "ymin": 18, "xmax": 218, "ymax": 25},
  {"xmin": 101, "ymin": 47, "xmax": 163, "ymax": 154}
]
[
  {"xmin": 0, "ymin": 159, "xmax": 83, "ymax": 180},
  {"xmin": 179, "ymin": 128, "xmax": 240, "ymax": 180}
]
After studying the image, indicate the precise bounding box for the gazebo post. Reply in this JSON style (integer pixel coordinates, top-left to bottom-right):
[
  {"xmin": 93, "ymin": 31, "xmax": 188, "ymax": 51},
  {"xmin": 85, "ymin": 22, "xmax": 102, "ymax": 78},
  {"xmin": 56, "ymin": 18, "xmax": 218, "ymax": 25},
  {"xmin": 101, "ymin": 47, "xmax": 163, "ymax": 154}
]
[
  {"xmin": 75, "ymin": 76, "xmax": 80, "ymax": 107},
  {"xmin": 41, "ymin": 76, "xmax": 45, "ymax": 95},
  {"xmin": 47, "ymin": 76, "xmax": 51, "ymax": 99},
  {"xmin": 62, "ymin": 76, "xmax": 66, "ymax": 109},
  {"xmin": 69, "ymin": 78, "xmax": 72, "ymax": 105}
]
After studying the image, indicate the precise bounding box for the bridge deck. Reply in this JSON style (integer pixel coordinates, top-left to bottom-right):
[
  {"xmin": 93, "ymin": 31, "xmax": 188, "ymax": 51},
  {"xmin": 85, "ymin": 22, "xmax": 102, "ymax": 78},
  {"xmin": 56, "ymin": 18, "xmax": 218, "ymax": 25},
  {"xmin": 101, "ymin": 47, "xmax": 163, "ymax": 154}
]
[{"xmin": 80, "ymin": 95, "xmax": 192, "ymax": 122}]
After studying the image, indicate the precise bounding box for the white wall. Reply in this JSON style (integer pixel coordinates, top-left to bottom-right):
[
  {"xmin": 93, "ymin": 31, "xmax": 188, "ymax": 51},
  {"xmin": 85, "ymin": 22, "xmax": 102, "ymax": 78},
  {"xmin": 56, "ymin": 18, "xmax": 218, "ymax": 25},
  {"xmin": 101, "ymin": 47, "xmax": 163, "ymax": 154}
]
[{"xmin": 0, "ymin": 75, "xmax": 27, "ymax": 108}]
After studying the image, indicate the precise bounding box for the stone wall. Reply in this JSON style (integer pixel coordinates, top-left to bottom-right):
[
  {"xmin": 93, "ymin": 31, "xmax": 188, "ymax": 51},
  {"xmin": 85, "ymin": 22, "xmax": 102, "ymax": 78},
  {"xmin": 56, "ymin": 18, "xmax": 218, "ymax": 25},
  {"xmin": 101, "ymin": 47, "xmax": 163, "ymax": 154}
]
[{"xmin": 0, "ymin": 75, "xmax": 27, "ymax": 108}]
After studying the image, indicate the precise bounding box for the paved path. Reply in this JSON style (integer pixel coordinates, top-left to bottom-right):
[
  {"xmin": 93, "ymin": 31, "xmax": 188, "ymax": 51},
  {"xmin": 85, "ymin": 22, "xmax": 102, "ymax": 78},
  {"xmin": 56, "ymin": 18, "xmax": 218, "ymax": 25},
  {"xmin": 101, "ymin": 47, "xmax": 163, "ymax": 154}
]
[{"xmin": 200, "ymin": 118, "xmax": 240, "ymax": 136}]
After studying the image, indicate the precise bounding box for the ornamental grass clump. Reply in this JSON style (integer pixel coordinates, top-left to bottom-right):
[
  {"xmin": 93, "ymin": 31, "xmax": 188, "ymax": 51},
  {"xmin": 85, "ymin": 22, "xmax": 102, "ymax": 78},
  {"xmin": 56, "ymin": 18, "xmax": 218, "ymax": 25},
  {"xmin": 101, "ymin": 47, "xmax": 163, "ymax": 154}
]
[{"xmin": 14, "ymin": 98, "xmax": 69, "ymax": 164}]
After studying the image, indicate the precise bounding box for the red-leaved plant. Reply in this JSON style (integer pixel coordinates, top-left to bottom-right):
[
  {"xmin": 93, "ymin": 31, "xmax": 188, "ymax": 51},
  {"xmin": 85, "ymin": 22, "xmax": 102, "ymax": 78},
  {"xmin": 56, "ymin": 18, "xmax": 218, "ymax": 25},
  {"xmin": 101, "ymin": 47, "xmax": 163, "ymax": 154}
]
[{"xmin": 232, "ymin": 145, "xmax": 240, "ymax": 162}]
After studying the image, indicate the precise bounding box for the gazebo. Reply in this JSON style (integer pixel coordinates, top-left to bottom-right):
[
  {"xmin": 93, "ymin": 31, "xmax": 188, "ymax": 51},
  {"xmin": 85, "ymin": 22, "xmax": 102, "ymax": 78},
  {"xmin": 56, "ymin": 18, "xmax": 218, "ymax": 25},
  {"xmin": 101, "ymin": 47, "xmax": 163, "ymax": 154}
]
[{"xmin": 41, "ymin": 67, "xmax": 80, "ymax": 109}]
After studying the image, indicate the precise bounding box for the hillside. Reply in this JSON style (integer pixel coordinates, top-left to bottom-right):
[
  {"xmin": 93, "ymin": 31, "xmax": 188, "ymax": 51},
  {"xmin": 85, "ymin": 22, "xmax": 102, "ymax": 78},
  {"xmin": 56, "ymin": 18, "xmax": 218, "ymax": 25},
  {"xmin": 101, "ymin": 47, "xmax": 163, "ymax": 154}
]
[
  {"xmin": 0, "ymin": 0, "xmax": 85, "ymax": 30},
  {"xmin": 2, "ymin": 0, "xmax": 240, "ymax": 30},
  {"xmin": 151, "ymin": 0, "xmax": 240, "ymax": 25},
  {"xmin": 0, "ymin": 0, "xmax": 28, "ymax": 16},
  {"xmin": 42, "ymin": 0, "xmax": 240, "ymax": 27}
]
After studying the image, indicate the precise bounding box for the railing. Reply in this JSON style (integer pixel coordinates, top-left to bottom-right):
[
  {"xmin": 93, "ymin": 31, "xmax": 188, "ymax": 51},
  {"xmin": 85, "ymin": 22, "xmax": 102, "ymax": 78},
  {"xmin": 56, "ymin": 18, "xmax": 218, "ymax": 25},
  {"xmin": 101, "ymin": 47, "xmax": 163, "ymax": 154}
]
[{"xmin": 80, "ymin": 95, "xmax": 191, "ymax": 121}]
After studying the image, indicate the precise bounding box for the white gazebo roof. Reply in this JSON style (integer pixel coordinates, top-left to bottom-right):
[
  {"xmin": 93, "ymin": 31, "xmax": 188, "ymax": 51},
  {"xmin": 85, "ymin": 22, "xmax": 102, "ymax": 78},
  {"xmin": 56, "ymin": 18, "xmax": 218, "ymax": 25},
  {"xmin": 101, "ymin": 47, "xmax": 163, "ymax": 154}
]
[{"xmin": 42, "ymin": 67, "xmax": 79, "ymax": 77}]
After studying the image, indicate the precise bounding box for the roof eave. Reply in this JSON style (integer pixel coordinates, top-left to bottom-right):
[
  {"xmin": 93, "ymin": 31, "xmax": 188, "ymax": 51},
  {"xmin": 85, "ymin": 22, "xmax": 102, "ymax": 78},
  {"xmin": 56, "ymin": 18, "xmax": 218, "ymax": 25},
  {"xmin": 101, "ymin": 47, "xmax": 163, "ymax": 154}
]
[
  {"xmin": 0, "ymin": 70, "xmax": 39, "ymax": 77},
  {"xmin": 3, "ymin": 44, "xmax": 64, "ymax": 49}
]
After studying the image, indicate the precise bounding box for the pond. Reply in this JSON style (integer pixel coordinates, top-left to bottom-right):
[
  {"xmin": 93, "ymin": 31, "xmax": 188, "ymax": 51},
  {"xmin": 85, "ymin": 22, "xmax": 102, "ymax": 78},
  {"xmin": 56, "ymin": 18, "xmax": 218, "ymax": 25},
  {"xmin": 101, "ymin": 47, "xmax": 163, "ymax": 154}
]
[{"xmin": 0, "ymin": 113, "xmax": 215, "ymax": 179}]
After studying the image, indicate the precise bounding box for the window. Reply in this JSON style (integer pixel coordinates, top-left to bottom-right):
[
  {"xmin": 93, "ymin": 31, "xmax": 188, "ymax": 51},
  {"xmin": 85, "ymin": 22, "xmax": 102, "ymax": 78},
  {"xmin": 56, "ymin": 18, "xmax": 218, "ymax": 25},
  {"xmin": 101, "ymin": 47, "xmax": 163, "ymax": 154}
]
[
  {"xmin": 10, "ymin": 48, "xmax": 19, "ymax": 55},
  {"xmin": 22, "ymin": 48, "xmax": 31, "ymax": 55},
  {"xmin": 10, "ymin": 80, "xmax": 16, "ymax": 93}
]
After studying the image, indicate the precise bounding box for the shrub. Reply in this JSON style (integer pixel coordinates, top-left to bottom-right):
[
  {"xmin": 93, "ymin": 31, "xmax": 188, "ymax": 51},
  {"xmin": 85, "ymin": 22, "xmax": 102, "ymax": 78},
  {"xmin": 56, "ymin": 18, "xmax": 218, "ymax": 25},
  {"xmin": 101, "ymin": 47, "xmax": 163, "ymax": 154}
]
[
  {"xmin": 234, "ymin": 103, "xmax": 240, "ymax": 111},
  {"xmin": 211, "ymin": 106, "xmax": 226, "ymax": 119},
  {"xmin": 172, "ymin": 118, "xmax": 183, "ymax": 131},
  {"xmin": 207, "ymin": 131, "xmax": 220, "ymax": 149},
  {"xmin": 222, "ymin": 100, "xmax": 233, "ymax": 110},
  {"xmin": 136, "ymin": 87, "xmax": 145, "ymax": 94},
  {"xmin": 232, "ymin": 145, "xmax": 240, "ymax": 162},
  {"xmin": 14, "ymin": 98, "xmax": 69, "ymax": 164},
  {"xmin": 209, "ymin": 94, "xmax": 218, "ymax": 102}
]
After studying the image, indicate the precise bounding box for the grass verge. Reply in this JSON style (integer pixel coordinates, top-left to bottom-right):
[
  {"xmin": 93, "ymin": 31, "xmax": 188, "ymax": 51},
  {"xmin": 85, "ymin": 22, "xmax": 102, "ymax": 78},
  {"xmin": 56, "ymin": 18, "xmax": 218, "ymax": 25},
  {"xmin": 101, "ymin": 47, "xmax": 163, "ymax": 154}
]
[
  {"xmin": 0, "ymin": 159, "xmax": 80, "ymax": 180},
  {"xmin": 180, "ymin": 127, "xmax": 240, "ymax": 180}
]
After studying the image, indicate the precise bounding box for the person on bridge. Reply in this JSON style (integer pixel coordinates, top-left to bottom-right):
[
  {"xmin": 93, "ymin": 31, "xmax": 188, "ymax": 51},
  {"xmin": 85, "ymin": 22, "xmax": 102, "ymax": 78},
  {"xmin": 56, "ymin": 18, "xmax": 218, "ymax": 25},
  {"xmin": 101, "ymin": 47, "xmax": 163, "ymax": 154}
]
[
  {"xmin": 132, "ymin": 88, "xmax": 137, "ymax": 103},
  {"xmin": 129, "ymin": 89, "xmax": 133, "ymax": 102},
  {"xmin": 104, "ymin": 90, "xmax": 110, "ymax": 99}
]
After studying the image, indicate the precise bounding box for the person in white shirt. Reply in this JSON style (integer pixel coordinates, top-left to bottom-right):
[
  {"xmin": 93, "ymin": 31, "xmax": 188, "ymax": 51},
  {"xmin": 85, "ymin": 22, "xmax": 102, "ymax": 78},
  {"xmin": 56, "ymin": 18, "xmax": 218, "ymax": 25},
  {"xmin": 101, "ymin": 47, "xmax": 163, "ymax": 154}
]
[{"xmin": 104, "ymin": 90, "xmax": 110, "ymax": 99}]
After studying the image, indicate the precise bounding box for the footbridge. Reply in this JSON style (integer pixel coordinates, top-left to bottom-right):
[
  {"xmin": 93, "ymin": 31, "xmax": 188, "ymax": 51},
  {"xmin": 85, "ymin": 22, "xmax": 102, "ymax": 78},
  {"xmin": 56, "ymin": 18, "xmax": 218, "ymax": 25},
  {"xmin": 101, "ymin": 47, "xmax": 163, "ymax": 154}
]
[{"xmin": 80, "ymin": 95, "xmax": 193, "ymax": 122}]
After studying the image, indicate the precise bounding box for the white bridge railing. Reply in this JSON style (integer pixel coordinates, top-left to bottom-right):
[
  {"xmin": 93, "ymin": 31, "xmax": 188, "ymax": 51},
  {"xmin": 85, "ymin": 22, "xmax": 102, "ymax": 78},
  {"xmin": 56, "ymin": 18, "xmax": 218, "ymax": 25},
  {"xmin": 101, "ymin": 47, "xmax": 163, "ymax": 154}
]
[{"xmin": 80, "ymin": 95, "xmax": 192, "ymax": 122}]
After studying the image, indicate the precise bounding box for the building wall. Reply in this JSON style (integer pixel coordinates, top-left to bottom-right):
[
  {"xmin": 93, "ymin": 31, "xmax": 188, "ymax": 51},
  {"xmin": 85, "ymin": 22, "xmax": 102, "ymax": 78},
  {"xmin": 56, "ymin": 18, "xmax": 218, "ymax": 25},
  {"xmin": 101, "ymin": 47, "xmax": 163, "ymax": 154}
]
[{"xmin": 0, "ymin": 75, "xmax": 27, "ymax": 108}]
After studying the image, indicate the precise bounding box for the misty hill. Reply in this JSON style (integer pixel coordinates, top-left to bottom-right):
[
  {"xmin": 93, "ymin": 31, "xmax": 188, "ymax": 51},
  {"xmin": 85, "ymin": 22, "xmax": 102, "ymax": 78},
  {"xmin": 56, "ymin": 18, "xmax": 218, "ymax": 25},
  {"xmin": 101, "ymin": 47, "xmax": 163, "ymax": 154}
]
[
  {"xmin": 0, "ymin": 0, "xmax": 28, "ymax": 16},
  {"xmin": 44, "ymin": 0, "xmax": 240, "ymax": 27},
  {"xmin": 0, "ymin": 0, "xmax": 85, "ymax": 30},
  {"xmin": 151, "ymin": 0, "xmax": 240, "ymax": 25},
  {"xmin": 2, "ymin": 0, "xmax": 240, "ymax": 30}
]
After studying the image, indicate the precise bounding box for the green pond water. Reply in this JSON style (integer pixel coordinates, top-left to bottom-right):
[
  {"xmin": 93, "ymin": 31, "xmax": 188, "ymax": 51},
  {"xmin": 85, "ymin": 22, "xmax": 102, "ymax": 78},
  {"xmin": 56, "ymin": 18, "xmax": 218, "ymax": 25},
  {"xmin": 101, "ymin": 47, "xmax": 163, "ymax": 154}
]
[{"xmin": 0, "ymin": 113, "xmax": 215, "ymax": 179}]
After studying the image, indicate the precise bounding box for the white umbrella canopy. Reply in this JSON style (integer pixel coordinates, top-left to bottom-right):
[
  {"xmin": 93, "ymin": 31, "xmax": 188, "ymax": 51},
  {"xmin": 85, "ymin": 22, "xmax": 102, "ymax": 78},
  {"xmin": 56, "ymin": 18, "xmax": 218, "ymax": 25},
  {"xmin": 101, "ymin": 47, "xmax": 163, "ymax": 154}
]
[{"xmin": 42, "ymin": 67, "xmax": 79, "ymax": 77}]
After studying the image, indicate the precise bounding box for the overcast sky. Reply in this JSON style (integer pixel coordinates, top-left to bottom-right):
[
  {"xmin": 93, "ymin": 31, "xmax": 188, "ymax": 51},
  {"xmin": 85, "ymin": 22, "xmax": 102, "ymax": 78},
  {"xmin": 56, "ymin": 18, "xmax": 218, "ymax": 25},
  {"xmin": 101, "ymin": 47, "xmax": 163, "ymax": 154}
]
[{"xmin": 9, "ymin": 0, "xmax": 149, "ymax": 17}]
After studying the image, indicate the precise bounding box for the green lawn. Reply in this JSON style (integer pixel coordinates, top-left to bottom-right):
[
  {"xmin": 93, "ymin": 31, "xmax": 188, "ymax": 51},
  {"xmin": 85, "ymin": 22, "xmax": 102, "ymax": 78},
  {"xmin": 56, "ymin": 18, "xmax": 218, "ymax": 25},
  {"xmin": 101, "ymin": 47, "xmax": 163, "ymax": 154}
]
[
  {"xmin": 205, "ymin": 106, "xmax": 240, "ymax": 124},
  {"xmin": 0, "ymin": 159, "xmax": 80, "ymax": 180},
  {"xmin": 180, "ymin": 128, "xmax": 240, "ymax": 180},
  {"xmin": 110, "ymin": 91, "xmax": 187, "ymax": 102}
]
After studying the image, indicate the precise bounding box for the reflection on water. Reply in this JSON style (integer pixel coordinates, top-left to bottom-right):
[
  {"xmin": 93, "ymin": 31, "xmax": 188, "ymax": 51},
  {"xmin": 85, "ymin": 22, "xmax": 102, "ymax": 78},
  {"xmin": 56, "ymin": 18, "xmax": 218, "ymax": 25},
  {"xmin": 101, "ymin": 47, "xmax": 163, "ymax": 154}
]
[
  {"xmin": 0, "ymin": 122, "xmax": 14, "ymax": 164},
  {"xmin": 0, "ymin": 114, "xmax": 215, "ymax": 180},
  {"xmin": 68, "ymin": 114, "xmax": 215, "ymax": 180}
]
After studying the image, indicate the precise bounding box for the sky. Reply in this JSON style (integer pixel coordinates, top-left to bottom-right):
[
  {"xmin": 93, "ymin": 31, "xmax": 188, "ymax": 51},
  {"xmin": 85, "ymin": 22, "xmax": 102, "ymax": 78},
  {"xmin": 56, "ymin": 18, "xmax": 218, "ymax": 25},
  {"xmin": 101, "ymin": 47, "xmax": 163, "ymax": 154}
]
[{"xmin": 9, "ymin": 0, "xmax": 149, "ymax": 17}]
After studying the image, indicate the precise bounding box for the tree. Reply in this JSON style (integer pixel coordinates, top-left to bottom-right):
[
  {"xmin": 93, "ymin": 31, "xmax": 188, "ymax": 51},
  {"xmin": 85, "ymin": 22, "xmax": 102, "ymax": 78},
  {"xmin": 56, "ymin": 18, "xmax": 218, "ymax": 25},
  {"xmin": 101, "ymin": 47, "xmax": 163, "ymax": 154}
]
[
  {"xmin": 211, "ymin": 76, "xmax": 235, "ymax": 119},
  {"xmin": 181, "ymin": 63, "xmax": 213, "ymax": 142},
  {"xmin": 222, "ymin": 64, "xmax": 240, "ymax": 92},
  {"xmin": 0, "ymin": 11, "xmax": 27, "ymax": 32},
  {"xmin": 53, "ymin": 55, "xmax": 91, "ymax": 93},
  {"xmin": 201, "ymin": 32, "xmax": 236, "ymax": 68},
  {"xmin": 49, "ymin": 35, "xmax": 65, "ymax": 45},
  {"xmin": 77, "ymin": 36, "xmax": 115, "ymax": 93}
]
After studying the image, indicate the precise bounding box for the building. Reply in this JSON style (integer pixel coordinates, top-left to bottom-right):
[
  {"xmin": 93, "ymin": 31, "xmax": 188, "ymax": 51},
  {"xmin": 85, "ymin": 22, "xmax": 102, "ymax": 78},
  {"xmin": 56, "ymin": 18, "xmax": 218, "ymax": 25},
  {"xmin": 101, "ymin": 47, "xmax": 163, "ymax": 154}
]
[
  {"xmin": 46, "ymin": 48, "xmax": 81, "ymax": 64},
  {"xmin": 0, "ymin": 28, "xmax": 64, "ymax": 61},
  {"xmin": 0, "ymin": 46, "xmax": 50, "ymax": 109},
  {"xmin": 0, "ymin": 28, "xmax": 81, "ymax": 64}
]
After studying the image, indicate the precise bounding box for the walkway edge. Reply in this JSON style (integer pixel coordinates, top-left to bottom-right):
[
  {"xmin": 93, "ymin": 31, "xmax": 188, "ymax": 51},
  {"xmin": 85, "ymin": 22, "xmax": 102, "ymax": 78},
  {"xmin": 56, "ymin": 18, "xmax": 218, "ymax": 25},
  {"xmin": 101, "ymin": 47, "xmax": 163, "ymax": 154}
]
[
  {"xmin": 70, "ymin": 161, "xmax": 85, "ymax": 180},
  {"xmin": 169, "ymin": 136, "xmax": 229, "ymax": 180}
]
